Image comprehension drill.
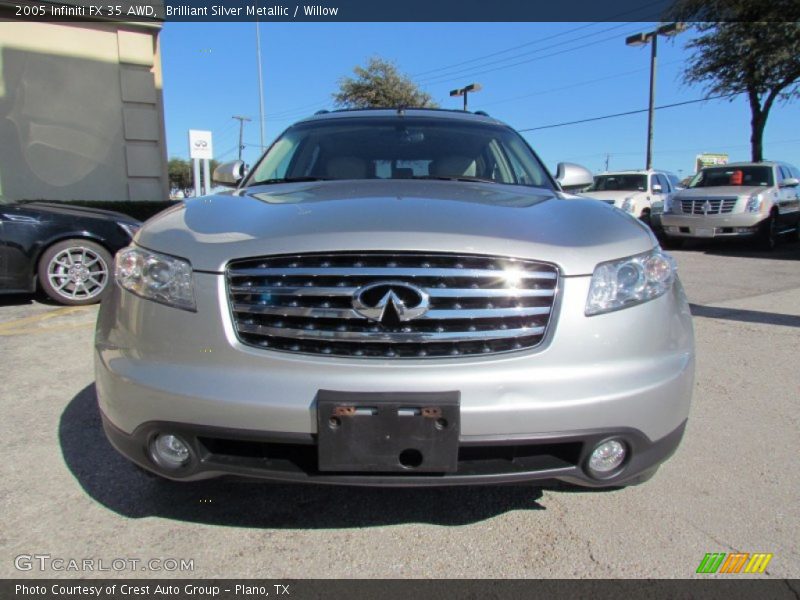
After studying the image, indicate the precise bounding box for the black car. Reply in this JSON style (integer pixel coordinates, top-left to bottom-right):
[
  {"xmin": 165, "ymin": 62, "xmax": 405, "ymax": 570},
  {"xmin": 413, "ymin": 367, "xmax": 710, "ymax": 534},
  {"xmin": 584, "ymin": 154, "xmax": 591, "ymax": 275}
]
[{"xmin": 0, "ymin": 200, "xmax": 140, "ymax": 305}]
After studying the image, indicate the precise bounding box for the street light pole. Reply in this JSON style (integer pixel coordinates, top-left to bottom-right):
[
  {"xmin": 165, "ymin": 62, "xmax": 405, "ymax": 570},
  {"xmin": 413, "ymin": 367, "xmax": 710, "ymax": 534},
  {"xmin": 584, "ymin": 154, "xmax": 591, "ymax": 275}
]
[
  {"xmin": 645, "ymin": 33, "xmax": 658, "ymax": 171},
  {"xmin": 626, "ymin": 23, "xmax": 684, "ymax": 171},
  {"xmin": 255, "ymin": 11, "xmax": 266, "ymax": 151},
  {"xmin": 449, "ymin": 83, "xmax": 482, "ymax": 111}
]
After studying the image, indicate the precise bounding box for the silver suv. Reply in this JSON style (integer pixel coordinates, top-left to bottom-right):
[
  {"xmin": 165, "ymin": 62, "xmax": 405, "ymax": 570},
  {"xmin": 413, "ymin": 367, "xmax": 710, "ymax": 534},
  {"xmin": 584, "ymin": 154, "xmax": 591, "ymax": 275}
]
[
  {"xmin": 579, "ymin": 169, "xmax": 681, "ymax": 226},
  {"xmin": 95, "ymin": 109, "xmax": 694, "ymax": 488},
  {"xmin": 661, "ymin": 161, "xmax": 800, "ymax": 249}
]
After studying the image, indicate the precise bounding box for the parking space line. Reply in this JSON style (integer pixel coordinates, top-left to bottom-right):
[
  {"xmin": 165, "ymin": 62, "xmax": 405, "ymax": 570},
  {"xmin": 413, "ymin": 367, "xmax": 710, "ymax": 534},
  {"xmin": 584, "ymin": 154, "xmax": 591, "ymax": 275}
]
[{"xmin": 0, "ymin": 306, "xmax": 92, "ymax": 336}]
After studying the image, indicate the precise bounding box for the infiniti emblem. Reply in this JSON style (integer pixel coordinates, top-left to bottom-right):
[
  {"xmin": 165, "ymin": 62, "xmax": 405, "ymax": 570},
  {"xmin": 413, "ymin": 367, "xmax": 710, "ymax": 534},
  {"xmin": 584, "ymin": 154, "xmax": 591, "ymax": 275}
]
[{"xmin": 352, "ymin": 281, "xmax": 430, "ymax": 325}]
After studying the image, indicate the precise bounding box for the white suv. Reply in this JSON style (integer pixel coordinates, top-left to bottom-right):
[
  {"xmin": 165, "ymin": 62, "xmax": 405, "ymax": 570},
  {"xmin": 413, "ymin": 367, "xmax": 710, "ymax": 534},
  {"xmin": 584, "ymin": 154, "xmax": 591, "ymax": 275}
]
[
  {"xmin": 661, "ymin": 161, "xmax": 800, "ymax": 249},
  {"xmin": 579, "ymin": 170, "xmax": 681, "ymax": 226}
]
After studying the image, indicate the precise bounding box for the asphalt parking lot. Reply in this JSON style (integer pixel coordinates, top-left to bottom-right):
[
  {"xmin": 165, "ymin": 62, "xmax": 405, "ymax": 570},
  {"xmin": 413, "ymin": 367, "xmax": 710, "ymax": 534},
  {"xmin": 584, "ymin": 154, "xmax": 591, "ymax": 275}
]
[{"xmin": 1, "ymin": 239, "xmax": 799, "ymax": 579}]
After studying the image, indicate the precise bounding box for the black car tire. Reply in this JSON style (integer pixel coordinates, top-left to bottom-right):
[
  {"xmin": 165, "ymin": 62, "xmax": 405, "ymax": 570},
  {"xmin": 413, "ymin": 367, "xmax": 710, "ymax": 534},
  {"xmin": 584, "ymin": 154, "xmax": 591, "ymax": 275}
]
[
  {"xmin": 37, "ymin": 239, "xmax": 113, "ymax": 306},
  {"xmin": 758, "ymin": 212, "xmax": 779, "ymax": 251}
]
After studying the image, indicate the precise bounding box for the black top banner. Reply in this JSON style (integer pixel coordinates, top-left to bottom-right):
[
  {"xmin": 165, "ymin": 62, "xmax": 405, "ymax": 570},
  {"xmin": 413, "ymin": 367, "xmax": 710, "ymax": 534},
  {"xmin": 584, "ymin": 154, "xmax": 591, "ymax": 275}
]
[{"xmin": 2, "ymin": 0, "xmax": 798, "ymax": 22}]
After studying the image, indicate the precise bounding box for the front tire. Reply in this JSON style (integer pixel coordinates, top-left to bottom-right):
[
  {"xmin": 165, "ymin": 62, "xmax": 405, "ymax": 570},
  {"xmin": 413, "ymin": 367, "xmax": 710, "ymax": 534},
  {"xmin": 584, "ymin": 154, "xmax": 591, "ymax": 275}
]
[
  {"xmin": 37, "ymin": 239, "xmax": 113, "ymax": 305},
  {"xmin": 758, "ymin": 213, "xmax": 779, "ymax": 251}
]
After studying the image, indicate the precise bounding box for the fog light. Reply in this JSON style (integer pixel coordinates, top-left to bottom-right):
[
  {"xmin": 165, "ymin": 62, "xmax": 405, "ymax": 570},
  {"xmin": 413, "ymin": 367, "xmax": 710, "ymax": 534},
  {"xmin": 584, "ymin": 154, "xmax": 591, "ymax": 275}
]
[
  {"xmin": 150, "ymin": 434, "xmax": 191, "ymax": 468},
  {"xmin": 588, "ymin": 439, "xmax": 627, "ymax": 475}
]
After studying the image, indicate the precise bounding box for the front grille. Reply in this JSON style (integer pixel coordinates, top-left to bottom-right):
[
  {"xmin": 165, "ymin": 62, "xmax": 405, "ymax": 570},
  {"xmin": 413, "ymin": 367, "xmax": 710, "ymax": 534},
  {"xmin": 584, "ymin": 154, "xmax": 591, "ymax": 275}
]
[
  {"xmin": 226, "ymin": 252, "xmax": 559, "ymax": 358},
  {"xmin": 680, "ymin": 198, "xmax": 737, "ymax": 214}
]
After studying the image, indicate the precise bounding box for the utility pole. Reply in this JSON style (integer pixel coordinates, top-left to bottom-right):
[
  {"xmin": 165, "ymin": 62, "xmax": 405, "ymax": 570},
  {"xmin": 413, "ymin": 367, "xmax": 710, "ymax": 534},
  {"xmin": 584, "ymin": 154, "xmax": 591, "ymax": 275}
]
[
  {"xmin": 449, "ymin": 83, "xmax": 482, "ymax": 111},
  {"xmin": 625, "ymin": 23, "xmax": 684, "ymax": 170},
  {"xmin": 232, "ymin": 115, "xmax": 251, "ymax": 161},
  {"xmin": 604, "ymin": 153, "xmax": 610, "ymax": 171}
]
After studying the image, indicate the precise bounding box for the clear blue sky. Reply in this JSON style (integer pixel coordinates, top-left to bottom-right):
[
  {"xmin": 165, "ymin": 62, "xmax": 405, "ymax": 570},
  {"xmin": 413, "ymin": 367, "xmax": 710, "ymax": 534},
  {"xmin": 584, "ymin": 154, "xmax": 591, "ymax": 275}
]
[{"xmin": 160, "ymin": 22, "xmax": 799, "ymax": 177}]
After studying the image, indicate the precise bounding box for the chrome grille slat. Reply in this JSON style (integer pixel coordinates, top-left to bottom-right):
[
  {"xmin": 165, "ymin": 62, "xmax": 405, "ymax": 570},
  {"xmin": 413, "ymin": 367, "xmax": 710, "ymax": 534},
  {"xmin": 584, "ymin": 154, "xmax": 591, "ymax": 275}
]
[
  {"xmin": 229, "ymin": 266, "xmax": 557, "ymax": 280},
  {"xmin": 233, "ymin": 303, "xmax": 551, "ymax": 320},
  {"xmin": 231, "ymin": 286, "xmax": 555, "ymax": 299},
  {"xmin": 237, "ymin": 322, "xmax": 546, "ymax": 343},
  {"xmin": 226, "ymin": 252, "xmax": 559, "ymax": 358}
]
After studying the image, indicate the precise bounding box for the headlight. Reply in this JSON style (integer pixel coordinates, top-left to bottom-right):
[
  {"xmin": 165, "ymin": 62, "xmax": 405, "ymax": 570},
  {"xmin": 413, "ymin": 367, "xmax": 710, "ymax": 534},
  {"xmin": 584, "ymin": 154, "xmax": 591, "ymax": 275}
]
[
  {"xmin": 621, "ymin": 198, "xmax": 635, "ymax": 213},
  {"xmin": 118, "ymin": 222, "xmax": 141, "ymax": 239},
  {"xmin": 745, "ymin": 194, "xmax": 762, "ymax": 213},
  {"xmin": 115, "ymin": 245, "xmax": 196, "ymax": 311},
  {"xmin": 585, "ymin": 249, "xmax": 676, "ymax": 316}
]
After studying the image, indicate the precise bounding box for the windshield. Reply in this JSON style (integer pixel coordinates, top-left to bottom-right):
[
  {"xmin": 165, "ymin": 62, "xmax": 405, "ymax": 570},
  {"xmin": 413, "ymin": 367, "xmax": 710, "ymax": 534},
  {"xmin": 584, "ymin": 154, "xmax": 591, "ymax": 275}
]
[
  {"xmin": 690, "ymin": 166, "xmax": 774, "ymax": 188},
  {"xmin": 245, "ymin": 117, "xmax": 554, "ymax": 189},
  {"xmin": 587, "ymin": 174, "xmax": 647, "ymax": 192}
]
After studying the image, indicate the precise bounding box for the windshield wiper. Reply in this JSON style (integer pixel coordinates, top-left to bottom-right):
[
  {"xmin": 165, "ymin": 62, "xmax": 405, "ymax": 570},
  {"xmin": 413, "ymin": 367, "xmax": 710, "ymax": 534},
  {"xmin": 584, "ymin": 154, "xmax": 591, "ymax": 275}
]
[
  {"xmin": 410, "ymin": 175, "xmax": 498, "ymax": 184},
  {"xmin": 252, "ymin": 176, "xmax": 331, "ymax": 185}
]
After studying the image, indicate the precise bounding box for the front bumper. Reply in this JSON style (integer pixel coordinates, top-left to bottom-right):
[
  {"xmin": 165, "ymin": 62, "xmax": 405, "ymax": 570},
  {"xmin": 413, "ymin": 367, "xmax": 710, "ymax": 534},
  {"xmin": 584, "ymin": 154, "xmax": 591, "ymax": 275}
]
[
  {"xmin": 660, "ymin": 212, "xmax": 766, "ymax": 238},
  {"xmin": 95, "ymin": 271, "xmax": 695, "ymax": 487},
  {"xmin": 101, "ymin": 411, "xmax": 686, "ymax": 487}
]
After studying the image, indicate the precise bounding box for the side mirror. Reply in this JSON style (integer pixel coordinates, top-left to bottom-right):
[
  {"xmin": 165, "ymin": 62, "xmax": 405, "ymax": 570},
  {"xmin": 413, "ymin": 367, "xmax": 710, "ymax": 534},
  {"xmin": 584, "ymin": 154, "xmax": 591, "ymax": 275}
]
[
  {"xmin": 555, "ymin": 162, "xmax": 594, "ymax": 191},
  {"xmin": 213, "ymin": 160, "xmax": 247, "ymax": 187},
  {"xmin": 652, "ymin": 184, "xmax": 663, "ymax": 193},
  {"xmin": 780, "ymin": 177, "xmax": 799, "ymax": 188}
]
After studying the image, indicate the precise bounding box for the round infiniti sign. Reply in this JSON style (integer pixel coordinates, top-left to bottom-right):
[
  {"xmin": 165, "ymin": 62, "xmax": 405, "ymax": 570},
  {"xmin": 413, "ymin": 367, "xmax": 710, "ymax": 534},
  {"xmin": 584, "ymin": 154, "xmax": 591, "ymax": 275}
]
[{"xmin": 352, "ymin": 281, "xmax": 430, "ymax": 325}]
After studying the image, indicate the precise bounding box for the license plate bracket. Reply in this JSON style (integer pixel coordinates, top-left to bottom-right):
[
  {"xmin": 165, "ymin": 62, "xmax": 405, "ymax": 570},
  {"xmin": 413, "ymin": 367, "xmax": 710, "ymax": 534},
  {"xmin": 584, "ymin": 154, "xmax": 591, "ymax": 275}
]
[
  {"xmin": 316, "ymin": 390, "xmax": 460, "ymax": 473},
  {"xmin": 694, "ymin": 227, "xmax": 715, "ymax": 238}
]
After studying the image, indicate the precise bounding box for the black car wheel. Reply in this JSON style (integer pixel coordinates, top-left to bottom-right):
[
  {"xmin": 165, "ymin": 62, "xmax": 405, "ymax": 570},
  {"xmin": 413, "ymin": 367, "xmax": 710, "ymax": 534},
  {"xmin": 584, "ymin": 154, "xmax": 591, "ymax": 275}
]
[
  {"xmin": 759, "ymin": 212, "xmax": 779, "ymax": 251},
  {"xmin": 38, "ymin": 239, "xmax": 113, "ymax": 305}
]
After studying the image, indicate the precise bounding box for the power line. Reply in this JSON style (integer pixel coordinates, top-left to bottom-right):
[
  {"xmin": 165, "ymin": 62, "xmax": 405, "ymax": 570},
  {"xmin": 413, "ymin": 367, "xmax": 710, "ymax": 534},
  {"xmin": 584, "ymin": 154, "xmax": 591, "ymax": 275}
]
[
  {"xmin": 417, "ymin": 23, "xmax": 635, "ymax": 85},
  {"xmin": 255, "ymin": 19, "xmax": 660, "ymax": 118},
  {"xmin": 411, "ymin": 23, "xmax": 601, "ymax": 78},
  {"xmin": 479, "ymin": 59, "xmax": 683, "ymax": 108},
  {"xmin": 410, "ymin": 0, "xmax": 667, "ymax": 79},
  {"xmin": 419, "ymin": 27, "xmax": 649, "ymax": 87},
  {"xmin": 518, "ymin": 93, "xmax": 743, "ymax": 133}
]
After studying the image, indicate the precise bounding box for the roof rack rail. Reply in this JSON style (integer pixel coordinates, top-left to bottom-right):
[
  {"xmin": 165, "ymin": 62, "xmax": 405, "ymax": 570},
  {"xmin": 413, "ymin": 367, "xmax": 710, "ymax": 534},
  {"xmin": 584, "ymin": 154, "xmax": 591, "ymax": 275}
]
[
  {"xmin": 473, "ymin": 110, "xmax": 490, "ymax": 116},
  {"xmin": 328, "ymin": 107, "xmax": 477, "ymax": 115},
  {"xmin": 314, "ymin": 109, "xmax": 329, "ymax": 115}
]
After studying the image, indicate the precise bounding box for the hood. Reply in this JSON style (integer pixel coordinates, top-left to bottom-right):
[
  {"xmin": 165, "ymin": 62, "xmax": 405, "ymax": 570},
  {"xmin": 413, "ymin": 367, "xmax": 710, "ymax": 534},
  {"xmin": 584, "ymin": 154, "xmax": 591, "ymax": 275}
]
[
  {"xmin": 674, "ymin": 185, "xmax": 768, "ymax": 199},
  {"xmin": 137, "ymin": 180, "xmax": 655, "ymax": 276},
  {"xmin": 24, "ymin": 201, "xmax": 140, "ymax": 224}
]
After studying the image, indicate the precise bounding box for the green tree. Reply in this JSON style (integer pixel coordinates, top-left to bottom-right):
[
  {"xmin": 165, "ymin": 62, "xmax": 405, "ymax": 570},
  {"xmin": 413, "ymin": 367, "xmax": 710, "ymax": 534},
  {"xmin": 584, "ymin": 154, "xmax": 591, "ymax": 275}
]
[
  {"xmin": 168, "ymin": 157, "xmax": 221, "ymax": 196},
  {"xmin": 168, "ymin": 157, "xmax": 192, "ymax": 194},
  {"xmin": 669, "ymin": 0, "xmax": 800, "ymax": 161},
  {"xmin": 333, "ymin": 57, "xmax": 438, "ymax": 109}
]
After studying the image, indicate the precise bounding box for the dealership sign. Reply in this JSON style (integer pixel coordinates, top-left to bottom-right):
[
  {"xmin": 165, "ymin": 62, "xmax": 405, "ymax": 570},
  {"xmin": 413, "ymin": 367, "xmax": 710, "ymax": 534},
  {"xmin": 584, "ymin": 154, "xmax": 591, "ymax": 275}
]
[
  {"xmin": 189, "ymin": 130, "xmax": 213, "ymax": 160},
  {"xmin": 695, "ymin": 153, "xmax": 728, "ymax": 173}
]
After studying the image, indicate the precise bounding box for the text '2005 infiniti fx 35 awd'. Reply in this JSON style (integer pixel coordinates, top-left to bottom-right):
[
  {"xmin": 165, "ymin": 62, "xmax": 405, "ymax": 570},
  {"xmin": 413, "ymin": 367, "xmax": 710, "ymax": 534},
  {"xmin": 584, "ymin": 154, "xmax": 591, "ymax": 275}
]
[{"xmin": 95, "ymin": 108, "xmax": 694, "ymax": 488}]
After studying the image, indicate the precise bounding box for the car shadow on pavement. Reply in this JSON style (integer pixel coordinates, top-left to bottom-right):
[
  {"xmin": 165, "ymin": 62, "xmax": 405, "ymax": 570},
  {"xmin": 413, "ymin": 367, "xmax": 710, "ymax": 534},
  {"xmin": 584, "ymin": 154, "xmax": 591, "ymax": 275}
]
[
  {"xmin": 690, "ymin": 303, "xmax": 800, "ymax": 328},
  {"xmin": 60, "ymin": 384, "xmax": 546, "ymax": 528},
  {"xmin": 676, "ymin": 237, "xmax": 800, "ymax": 260},
  {"xmin": 0, "ymin": 293, "xmax": 35, "ymax": 306}
]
